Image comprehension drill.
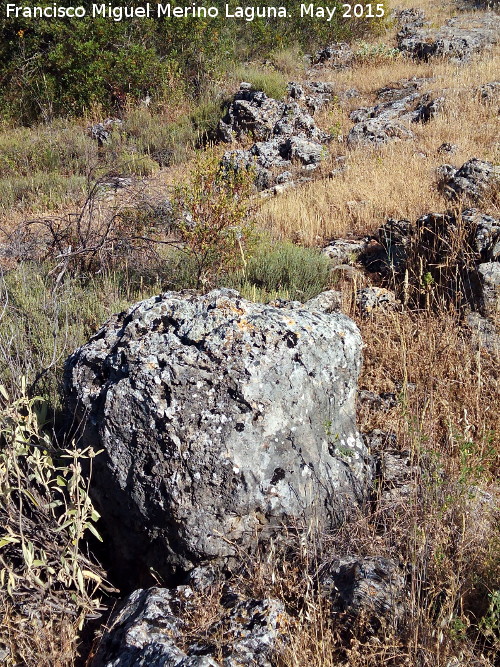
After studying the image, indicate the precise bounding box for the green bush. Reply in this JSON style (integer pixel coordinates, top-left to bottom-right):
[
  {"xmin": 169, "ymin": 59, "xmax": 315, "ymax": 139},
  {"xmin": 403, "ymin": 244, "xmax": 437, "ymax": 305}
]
[
  {"xmin": 0, "ymin": 379, "xmax": 106, "ymax": 662},
  {"xmin": 232, "ymin": 240, "xmax": 331, "ymax": 302},
  {"xmin": 0, "ymin": 121, "xmax": 95, "ymax": 177},
  {"xmin": 0, "ymin": 1, "xmax": 388, "ymax": 123}
]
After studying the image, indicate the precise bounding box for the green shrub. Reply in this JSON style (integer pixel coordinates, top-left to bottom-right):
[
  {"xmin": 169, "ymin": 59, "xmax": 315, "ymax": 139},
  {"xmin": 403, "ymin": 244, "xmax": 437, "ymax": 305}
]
[
  {"xmin": 231, "ymin": 240, "xmax": 331, "ymax": 302},
  {"xmin": 0, "ymin": 122, "xmax": 95, "ymax": 178},
  {"xmin": 0, "ymin": 1, "xmax": 388, "ymax": 123},
  {"xmin": 172, "ymin": 154, "xmax": 256, "ymax": 288},
  {"xmin": 0, "ymin": 379, "xmax": 106, "ymax": 662},
  {"xmin": 269, "ymin": 46, "xmax": 306, "ymax": 76}
]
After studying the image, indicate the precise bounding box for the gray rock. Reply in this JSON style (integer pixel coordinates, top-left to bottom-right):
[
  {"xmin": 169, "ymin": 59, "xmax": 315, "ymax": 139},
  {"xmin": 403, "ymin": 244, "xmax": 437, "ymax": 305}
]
[
  {"xmin": 356, "ymin": 287, "xmax": 399, "ymax": 315},
  {"xmin": 250, "ymin": 139, "xmax": 290, "ymax": 169},
  {"xmin": 466, "ymin": 312, "xmax": 500, "ymax": 354},
  {"xmin": 91, "ymin": 587, "xmax": 213, "ymax": 667},
  {"xmin": 347, "ymin": 119, "xmax": 415, "ymax": 147},
  {"xmin": 313, "ymin": 42, "xmax": 354, "ymax": 68},
  {"xmin": 220, "ymin": 150, "xmax": 272, "ymax": 192},
  {"xmin": 221, "ymin": 135, "xmax": 326, "ymax": 192},
  {"xmin": 397, "ymin": 13, "xmax": 500, "ymax": 62},
  {"xmin": 348, "ymin": 84, "xmax": 444, "ymax": 149},
  {"xmin": 376, "ymin": 77, "xmax": 432, "ymax": 103},
  {"xmin": 87, "ymin": 118, "xmax": 122, "ymax": 146},
  {"xmin": 350, "ymin": 91, "xmax": 443, "ymax": 125},
  {"xmin": 463, "ymin": 209, "xmax": 500, "ymax": 261},
  {"xmin": 357, "ymin": 391, "xmax": 397, "ymax": 412},
  {"xmin": 437, "ymin": 142, "xmax": 458, "ymax": 154},
  {"xmin": 275, "ymin": 171, "xmax": 293, "ymax": 184},
  {"xmin": 393, "ymin": 7, "xmax": 426, "ymax": 29},
  {"xmin": 288, "ymin": 81, "xmax": 334, "ymax": 115},
  {"xmin": 92, "ymin": 587, "xmax": 289, "ymax": 667},
  {"xmin": 320, "ymin": 556, "xmax": 406, "ymax": 632},
  {"xmin": 287, "ymin": 82, "xmax": 305, "ymax": 100},
  {"xmin": 340, "ymin": 88, "xmax": 360, "ymax": 100},
  {"xmin": 218, "ymin": 89, "xmax": 328, "ymax": 144},
  {"xmin": 64, "ymin": 289, "xmax": 371, "ymax": 580},
  {"xmin": 439, "ymin": 158, "xmax": 500, "ymax": 203},
  {"xmin": 280, "ymin": 136, "xmax": 325, "ymax": 165},
  {"xmin": 218, "ymin": 89, "xmax": 282, "ymax": 142},
  {"xmin": 477, "ymin": 80, "xmax": 500, "ymax": 103},
  {"xmin": 369, "ymin": 218, "xmax": 413, "ymax": 275},
  {"xmin": 436, "ymin": 163, "xmax": 458, "ymax": 183},
  {"xmin": 273, "ymin": 102, "xmax": 329, "ymax": 143},
  {"xmin": 212, "ymin": 598, "xmax": 288, "ymax": 666},
  {"xmin": 217, "ymin": 86, "xmax": 330, "ymax": 190},
  {"xmin": 303, "ymin": 290, "xmax": 342, "ymax": 314},
  {"xmin": 322, "ymin": 238, "xmax": 369, "ymax": 265},
  {"xmin": 369, "ymin": 433, "xmax": 419, "ymax": 511},
  {"xmin": 362, "ymin": 429, "xmax": 398, "ymax": 453},
  {"xmin": 478, "ymin": 262, "xmax": 500, "ymax": 318}
]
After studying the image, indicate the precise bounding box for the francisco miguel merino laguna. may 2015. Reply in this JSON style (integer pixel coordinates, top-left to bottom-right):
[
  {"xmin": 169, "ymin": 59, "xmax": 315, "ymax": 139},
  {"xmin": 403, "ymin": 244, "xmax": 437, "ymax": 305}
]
[{"xmin": 5, "ymin": 3, "xmax": 386, "ymax": 21}]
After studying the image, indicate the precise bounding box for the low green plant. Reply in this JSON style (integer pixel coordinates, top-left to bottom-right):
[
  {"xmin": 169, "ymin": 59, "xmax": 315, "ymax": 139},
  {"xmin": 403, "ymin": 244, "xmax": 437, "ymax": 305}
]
[
  {"xmin": 232, "ymin": 240, "xmax": 331, "ymax": 302},
  {"xmin": 0, "ymin": 264, "xmax": 156, "ymax": 404},
  {"xmin": 0, "ymin": 379, "xmax": 106, "ymax": 653},
  {"xmin": 231, "ymin": 66, "xmax": 288, "ymax": 99},
  {"xmin": 0, "ymin": 173, "xmax": 87, "ymax": 212},
  {"xmin": 355, "ymin": 41, "xmax": 400, "ymax": 61},
  {"xmin": 480, "ymin": 589, "xmax": 500, "ymax": 649}
]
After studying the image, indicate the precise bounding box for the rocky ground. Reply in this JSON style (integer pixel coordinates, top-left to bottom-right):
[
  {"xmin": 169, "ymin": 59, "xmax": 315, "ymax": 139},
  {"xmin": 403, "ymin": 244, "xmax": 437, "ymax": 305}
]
[{"xmin": 0, "ymin": 1, "xmax": 499, "ymax": 666}]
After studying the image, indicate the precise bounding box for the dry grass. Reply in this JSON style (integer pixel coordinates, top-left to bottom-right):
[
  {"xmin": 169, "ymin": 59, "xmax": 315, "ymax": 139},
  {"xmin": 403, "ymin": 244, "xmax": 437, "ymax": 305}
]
[{"xmin": 258, "ymin": 41, "xmax": 500, "ymax": 245}]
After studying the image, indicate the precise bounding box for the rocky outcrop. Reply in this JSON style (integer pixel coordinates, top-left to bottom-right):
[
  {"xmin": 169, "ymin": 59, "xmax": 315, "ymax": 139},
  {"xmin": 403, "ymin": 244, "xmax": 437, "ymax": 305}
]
[
  {"xmin": 347, "ymin": 119, "xmax": 415, "ymax": 147},
  {"xmin": 312, "ymin": 42, "xmax": 355, "ymax": 68},
  {"xmin": 92, "ymin": 586, "xmax": 290, "ymax": 666},
  {"xmin": 218, "ymin": 84, "xmax": 330, "ymax": 190},
  {"xmin": 358, "ymin": 391, "xmax": 398, "ymax": 413},
  {"xmin": 218, "ymin": 86, "xmax": 328, "ymax": 144},
  {"xmin": 361, "ymin": 208, "xmax": 499, "ymax": 325},
  {"xmin": 64, "ymin": 289, "xmax": 371, "ymax": 581},
  {"xmin": 288, "ymin": 80, "xmax": 335, "ymax": 115},
  {"xmin": 87, "ymin": 118, "xmax": 122, "ymax": 146},
  {"xmin": 477, "ymin": 80, "xmax": 500, "ymax": 108},
  {"xmin": 438, "ymin": 158, "xmax": 500, "ymax": 203},
  {"xmin": 466, "ymin": 312, "xmax": 500, "ymax": 353},
  {"xmin": 397, "ymin": 13, "xmax": 500, "ymax": 62},
  {"xmin": 322, "ymin": 238, "xmax": 369, "ymax": 265},
  {"xmin": 464, "ymin": 208, "xmax": 500, "ymax": 262},
  {"xmin": 347, "ymin": 79, "xmax": 445, "ymax": 147},
  {"xmin": 303, "ymin": 290, "xmax": 343, "ymax": 314}
]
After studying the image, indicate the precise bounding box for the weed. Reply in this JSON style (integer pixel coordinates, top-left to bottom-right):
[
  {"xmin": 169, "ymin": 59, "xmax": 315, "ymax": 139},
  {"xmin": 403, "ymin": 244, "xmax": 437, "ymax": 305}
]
[
  {"xmin": 0, "ymin": 379, "xmax": 107, "ymax": 665},
  {"xmin": 232, "ymin": 240, "xmax": 331, "ymax": 302}
]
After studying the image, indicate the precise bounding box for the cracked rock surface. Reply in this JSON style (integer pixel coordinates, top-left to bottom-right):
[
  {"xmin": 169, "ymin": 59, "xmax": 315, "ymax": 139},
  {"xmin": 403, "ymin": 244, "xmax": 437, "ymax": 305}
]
[{"xmin": 64, "ymin": 288, "xmax": 371, "ymax": 581}]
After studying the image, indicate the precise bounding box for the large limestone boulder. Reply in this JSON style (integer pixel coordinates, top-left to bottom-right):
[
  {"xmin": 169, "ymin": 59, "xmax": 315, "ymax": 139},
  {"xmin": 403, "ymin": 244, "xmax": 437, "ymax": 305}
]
[{"xmin": 64, "ymin": 289, "xmax": 370, "ymax": 580}]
